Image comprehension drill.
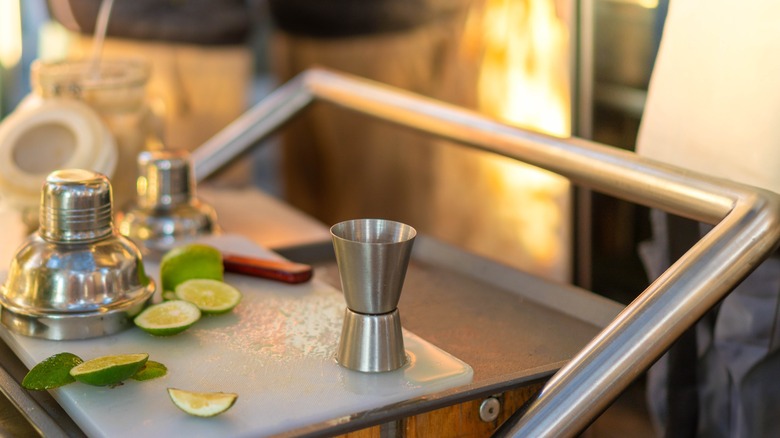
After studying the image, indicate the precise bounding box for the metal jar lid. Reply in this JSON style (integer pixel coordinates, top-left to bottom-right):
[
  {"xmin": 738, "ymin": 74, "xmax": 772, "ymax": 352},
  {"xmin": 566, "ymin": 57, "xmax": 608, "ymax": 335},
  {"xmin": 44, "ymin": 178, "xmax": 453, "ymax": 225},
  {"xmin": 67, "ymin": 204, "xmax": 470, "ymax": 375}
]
[
  {"xmin": 0, "ymin": 169, "xmax": 155, "ymax": 340},
  {"xmin": 137, "ymin": 149, "xmax": 193, "ymax": 209},
  {"xmin": 39, "ymin": 168, "xmax": 114, "ymax": 242}
]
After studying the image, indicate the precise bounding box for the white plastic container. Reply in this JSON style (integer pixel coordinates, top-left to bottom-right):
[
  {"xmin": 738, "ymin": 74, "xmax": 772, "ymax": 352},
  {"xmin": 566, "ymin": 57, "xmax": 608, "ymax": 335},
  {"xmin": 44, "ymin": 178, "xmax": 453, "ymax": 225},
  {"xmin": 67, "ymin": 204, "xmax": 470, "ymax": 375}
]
[{"xmin": 0, "ymin": 58, "xmax": 155, "ymax": 230}]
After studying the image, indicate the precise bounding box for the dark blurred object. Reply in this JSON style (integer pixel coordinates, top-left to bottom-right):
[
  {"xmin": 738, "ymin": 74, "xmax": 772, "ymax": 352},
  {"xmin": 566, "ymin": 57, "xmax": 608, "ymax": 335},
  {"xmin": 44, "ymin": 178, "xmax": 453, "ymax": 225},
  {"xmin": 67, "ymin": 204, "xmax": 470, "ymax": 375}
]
[
  {"xmin": 267, "ymin": 0, "xmax": 476, "ymax": 236},
  {"xmin": 584, "ymin": 0, "xmax": 668, "ymax": 303},
  {"xmin": 269, "ymin": 0, "xmax": 469, "ymax": 37},
  {"xmin": 47, "ymin": 0, "xmax": 251, "ymax": 45}
]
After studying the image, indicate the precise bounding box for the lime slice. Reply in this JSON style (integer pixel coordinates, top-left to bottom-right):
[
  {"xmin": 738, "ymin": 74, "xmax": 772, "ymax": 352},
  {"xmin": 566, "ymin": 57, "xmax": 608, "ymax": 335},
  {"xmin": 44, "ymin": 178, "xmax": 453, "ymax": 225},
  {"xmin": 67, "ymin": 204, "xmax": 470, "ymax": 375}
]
[
  {"xmin": 70, "ymin": 353, "xmax": 149, "ymax": 386},
  {"xmin": 22, "ymin": 352, "xmax": 83, "ymax": 390},
  {"xmin": 134, "ymin": 300, "xmax": 201, "ymax": 336},
  {"xmin": 131, "ymin": 360, "xmax": 168, "ymax": 381},
  {"xmin": 160, "ymin": 243, "xmax": 223, "ymax": 292},
  {"xmin": 167, "ymin": 388, "xmax": 238, "ymax": 417},
  {"xmin": 175, "ymin": 279, "xmax": 242, "ymax": 314}
]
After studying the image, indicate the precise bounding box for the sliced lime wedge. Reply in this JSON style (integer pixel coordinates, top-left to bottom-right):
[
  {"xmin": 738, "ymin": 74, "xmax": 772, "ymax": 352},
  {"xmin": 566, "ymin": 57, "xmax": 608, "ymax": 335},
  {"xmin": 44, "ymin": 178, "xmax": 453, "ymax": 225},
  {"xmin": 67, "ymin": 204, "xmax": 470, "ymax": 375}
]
[
  {"xmin": 175, "ymin": 279, "xmax": 242, "ymax": 315},
  {"xmin": 70, "ymin": 353, "xmax": 149, "ymax": 387},
  {"xmin": 167, "ymin": 388, "xmax": 238, "ymax": 417},
  {"xmin": 22, "ymin": 352, "xmax": 83, "ymax": 390},
  {"xmin": 134, "ymin": 300, "xmax": 201, "ymax": 336}
]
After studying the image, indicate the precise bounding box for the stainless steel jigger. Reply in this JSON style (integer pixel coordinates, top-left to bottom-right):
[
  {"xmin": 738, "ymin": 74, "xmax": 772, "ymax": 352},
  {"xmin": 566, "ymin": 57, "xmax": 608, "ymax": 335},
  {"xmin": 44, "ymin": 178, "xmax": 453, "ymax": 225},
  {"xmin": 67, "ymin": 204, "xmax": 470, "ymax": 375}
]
[
  {"xmin": 0, "ymin": 169, "xmax": 155, "ymax": 340},
  {"xmin": 331, "ymin": 219, "xmax": 417, "ymax": 372},
  {"xmin": 118, "ymin": 149, "xmax": 217, "ymax": 251}
]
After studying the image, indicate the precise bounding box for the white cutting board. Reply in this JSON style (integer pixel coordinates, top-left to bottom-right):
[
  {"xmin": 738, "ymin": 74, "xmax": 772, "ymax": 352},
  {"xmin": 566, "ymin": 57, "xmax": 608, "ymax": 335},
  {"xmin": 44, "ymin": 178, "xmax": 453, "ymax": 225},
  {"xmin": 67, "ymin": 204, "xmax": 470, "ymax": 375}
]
[{"xmin": 0, "ymin": 235, "xmax": 473, "ymax": 438}]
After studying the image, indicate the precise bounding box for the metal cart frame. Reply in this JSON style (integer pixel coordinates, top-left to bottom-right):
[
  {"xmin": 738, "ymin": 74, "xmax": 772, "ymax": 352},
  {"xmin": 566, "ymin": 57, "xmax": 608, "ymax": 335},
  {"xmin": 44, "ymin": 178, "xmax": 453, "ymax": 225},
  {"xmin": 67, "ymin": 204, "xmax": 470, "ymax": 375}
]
[{"xmin": 191, "ymin": 68, "xmax": 780, "ymax": 437}]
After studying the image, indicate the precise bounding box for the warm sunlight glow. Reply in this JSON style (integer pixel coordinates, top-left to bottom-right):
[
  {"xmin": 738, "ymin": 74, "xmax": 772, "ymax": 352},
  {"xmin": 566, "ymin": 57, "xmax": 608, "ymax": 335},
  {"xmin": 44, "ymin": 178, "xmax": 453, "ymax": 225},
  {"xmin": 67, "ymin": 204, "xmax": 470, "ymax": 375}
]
[
  {"xmin": 0, "ymin": 0, "xmax": 23, "ymax": 68},
  {"xmin": 464, "ymin": 0, "xmax": 571, "ymax": 279},
  {"xmin": 477, "ymin": 0, "xmax": 571, "ymax": 137}
]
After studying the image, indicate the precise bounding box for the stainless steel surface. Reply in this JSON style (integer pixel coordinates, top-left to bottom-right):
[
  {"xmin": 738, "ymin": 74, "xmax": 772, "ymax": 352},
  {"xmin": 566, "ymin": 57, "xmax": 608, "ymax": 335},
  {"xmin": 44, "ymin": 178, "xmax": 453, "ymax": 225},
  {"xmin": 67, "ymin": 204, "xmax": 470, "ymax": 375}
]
[
  {"xmin": 118, "ymin": 149, "xmax": 217, "ymax": 251},
  {"xmin": 274, "ymin": 235, "xmax": 621, "ymax": 436},
  {"xmin": 0, "ymin": 169, "xmax": 155, "ymax": 340},
  {"xmin": 336, "ymin": 308, "xmax": 407, "ymax": 373},
  {"xmin": 575, "ymin": 0, "xmax": 596, "ymax": 290},
  {"xmin": 40, "ymin": 169, "xmax": 113, "ymax": 243},
  {"xmin": 331, "ymin": 219, "xmax": 415, "ymax": 373},
  {"xmin": 191, "ymin": 68, "xmax": 780, "ymax": 436},
  {"xmin": 330, "ymin": 219, "xmax": 416, "ymax": 314}
]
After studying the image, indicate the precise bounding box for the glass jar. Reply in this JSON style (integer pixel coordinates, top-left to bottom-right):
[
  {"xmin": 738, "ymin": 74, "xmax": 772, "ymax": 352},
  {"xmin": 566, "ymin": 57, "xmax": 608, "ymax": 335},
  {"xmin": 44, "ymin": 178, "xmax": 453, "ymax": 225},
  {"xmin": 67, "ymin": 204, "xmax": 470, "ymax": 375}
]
[{"xmin": 27, "ymin": 58, "xmax": 155, "ymax": 210}]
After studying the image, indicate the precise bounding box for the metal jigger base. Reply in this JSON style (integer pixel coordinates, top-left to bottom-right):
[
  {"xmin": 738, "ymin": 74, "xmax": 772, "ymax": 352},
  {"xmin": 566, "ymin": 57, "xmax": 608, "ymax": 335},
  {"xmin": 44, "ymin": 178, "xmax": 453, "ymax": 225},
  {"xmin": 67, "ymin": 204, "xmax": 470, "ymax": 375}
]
[{"xmin": 336, "ymin": 308, "xmax": 407, "ymax": 373}]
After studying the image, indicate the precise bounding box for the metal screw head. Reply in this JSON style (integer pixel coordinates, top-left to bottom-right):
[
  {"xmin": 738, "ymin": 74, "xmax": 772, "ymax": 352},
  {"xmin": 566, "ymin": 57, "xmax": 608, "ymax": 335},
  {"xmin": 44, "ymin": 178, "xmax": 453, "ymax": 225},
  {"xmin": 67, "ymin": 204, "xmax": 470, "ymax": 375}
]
[{"xmin": 479, "ymin": 396, "xmax": 501, "ymax": 422}]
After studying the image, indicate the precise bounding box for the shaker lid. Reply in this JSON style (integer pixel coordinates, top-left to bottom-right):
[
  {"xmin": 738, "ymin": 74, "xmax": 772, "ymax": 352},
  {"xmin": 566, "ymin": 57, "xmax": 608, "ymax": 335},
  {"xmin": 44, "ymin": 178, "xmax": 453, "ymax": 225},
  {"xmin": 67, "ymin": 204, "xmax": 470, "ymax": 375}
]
[
  {"xmin": 40, "ymin": 169, "xmax": 113, "ymax": 243},
  {"xmin": 136, "ymin": 149, "xmax": 195, "ymax": 210}
]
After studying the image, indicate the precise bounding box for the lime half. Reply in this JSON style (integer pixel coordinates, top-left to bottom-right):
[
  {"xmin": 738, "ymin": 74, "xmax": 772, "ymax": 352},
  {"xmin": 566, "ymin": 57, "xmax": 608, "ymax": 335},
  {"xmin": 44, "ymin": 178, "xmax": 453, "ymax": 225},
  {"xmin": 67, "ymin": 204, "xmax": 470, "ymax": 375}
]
[
  {"xmin": 167, "ymin": 388, "xmax": 238, "ymax": 417},
  {"xmin": 22, "ymin": 352, "xmax": 83, "ymax": 390},
  {"xmin": 175, "ymin": 279, "xmax": 242, "ymax": 314},
  {"xmin": 70, "ymin": 353, "xmax": 149, "ymax": 387},
  {"xmin": 160, "ymin": 243, "xmax": 223, "ymax": 292},
  {"xmin": 134, "ymin": 300, "xmax": 201, "ymax": 336}
]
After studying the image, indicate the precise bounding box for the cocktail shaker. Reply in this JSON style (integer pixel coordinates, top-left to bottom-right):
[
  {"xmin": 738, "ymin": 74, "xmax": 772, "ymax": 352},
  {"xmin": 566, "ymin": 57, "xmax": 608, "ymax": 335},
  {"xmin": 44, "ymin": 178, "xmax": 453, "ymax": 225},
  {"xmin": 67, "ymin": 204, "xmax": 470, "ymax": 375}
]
[
  {"xmin": 0, "ymin": 169, "xmax": 155, "ymax": 340},
  {"xmin": 118, "ymin": 149, "xmax": 217, "ymax": 251}
]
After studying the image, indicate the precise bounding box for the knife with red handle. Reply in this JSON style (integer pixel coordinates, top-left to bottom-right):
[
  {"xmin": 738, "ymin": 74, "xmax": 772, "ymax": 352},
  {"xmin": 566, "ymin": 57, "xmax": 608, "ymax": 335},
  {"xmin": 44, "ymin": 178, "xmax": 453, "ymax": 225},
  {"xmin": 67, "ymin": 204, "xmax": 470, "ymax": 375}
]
[{"xmin": 222, "ymin": 254, "xmax": 314, "ymax": 284}]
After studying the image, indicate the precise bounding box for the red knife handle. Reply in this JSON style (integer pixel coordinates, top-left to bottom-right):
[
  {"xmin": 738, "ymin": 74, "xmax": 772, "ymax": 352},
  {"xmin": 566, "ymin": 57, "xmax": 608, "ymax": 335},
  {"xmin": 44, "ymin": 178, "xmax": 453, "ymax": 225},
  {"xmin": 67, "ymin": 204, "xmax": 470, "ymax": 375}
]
[{"xmin": 222, "ymin": 254, "xmax": 313, "ymax": 284}]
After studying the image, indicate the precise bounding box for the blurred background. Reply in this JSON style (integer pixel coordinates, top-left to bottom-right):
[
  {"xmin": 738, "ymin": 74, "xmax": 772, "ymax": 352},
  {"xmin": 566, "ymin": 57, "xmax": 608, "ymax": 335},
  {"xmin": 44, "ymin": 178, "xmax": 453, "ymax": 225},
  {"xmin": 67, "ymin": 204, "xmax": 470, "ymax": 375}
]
[
  {"xmin": 0, "ymin": 1, "xmax": 672, "ymax": 435},
  {"xmin": 0, "ymin": 0, "xmax": 668, "ymax": 304}
]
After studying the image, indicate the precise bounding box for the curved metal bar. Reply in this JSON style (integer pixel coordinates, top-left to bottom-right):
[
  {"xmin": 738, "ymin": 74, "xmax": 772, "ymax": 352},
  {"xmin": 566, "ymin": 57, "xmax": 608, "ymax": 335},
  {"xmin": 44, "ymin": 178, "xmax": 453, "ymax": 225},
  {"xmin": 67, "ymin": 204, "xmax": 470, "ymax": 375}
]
[
  {"xmin": 191, "ymin": 68, "xmax": 780, "ymax": 437},
  {"xmin": 192, "ymin": 74, "xmax": 313, "ymax": 180}
]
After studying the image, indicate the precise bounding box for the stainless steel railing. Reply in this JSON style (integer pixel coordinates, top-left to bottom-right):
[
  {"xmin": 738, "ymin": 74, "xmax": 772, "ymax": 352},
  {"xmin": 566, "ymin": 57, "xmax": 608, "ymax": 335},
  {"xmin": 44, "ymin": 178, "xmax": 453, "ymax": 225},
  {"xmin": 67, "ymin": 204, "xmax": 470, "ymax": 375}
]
[{"xmin": 191, "ymin": 68, "xmax": 780, "ymax": 437}]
